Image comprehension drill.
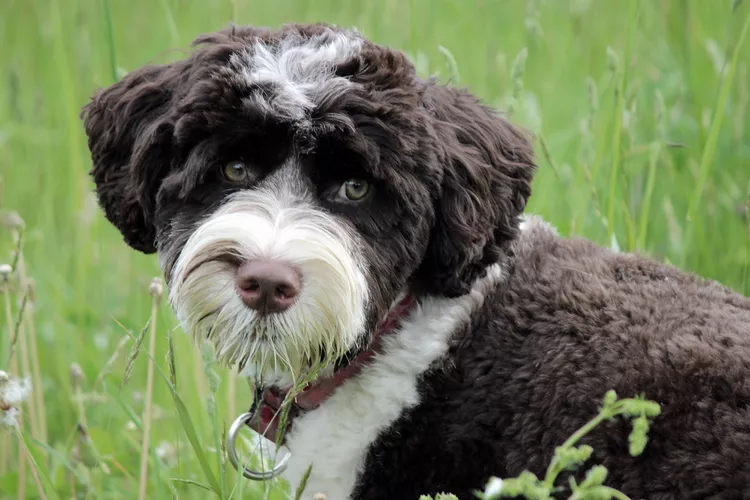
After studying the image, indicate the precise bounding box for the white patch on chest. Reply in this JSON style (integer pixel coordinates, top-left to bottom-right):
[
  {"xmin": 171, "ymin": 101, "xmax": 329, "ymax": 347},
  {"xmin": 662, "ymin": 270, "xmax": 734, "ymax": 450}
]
[{"xmin": 281, "ymin": 263, "xmax": 506, "ymax": 499}]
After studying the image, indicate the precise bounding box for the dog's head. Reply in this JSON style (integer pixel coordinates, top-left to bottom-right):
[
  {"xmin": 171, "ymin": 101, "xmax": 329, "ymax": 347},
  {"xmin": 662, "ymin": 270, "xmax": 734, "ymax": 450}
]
[{"xmin": 82, "ymin": 23, "xmax": 536, "ymax": 384}]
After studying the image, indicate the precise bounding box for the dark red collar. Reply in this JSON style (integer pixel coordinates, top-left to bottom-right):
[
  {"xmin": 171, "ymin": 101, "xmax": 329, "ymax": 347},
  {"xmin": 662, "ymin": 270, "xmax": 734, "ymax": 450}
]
[{"xmin": 246, "ymin": 294, "xmax": 418, "ymax": 445}]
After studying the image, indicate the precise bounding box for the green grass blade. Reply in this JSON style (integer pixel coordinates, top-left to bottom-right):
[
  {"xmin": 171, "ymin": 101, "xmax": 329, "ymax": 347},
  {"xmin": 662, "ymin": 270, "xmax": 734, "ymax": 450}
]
[
  {"xmin": 171, "ymin": 478, "xmax": 219, "ymax": 494},
  {"xmin": 438, "ymin": 45, "xmax": 460, "ymax": 83},
  {"xmin": 159, "ymin": 0, "xmax": 180, "ymax": 45},
  {"xmin": 29, "ymin": 436, "xmax": 91, "ymax": 487},
  {"xmin": 109, "ymin": 388, "xmax": 143, "ymax": 431},
  {"xmin": 606, "ymin": 0, "xmax": 639, "ymax": 243},
  {"xmin": 637, "ymin": 142, "xmax": 662, "ymax": 250},
  {"xmin": 140, "ymin": 339, "xmax": 224, "ymax": 497},
  {"xmin": 19, "ymin": 429, "xmax": 63, "ymax": 500},
  {"xmin": 101, "ymin": 0, "xmax": 118, "ymax": 83},
  {"xmin": 170, "ymin": 392, "xmax": 223, "ymax": 497},
  {"xmin": 293, "ymin": 464, "xmax": 313, "ymax": 500},
  {"xmin": 682, "ymin": 8, "xmax": 750, "ymax": 266}
]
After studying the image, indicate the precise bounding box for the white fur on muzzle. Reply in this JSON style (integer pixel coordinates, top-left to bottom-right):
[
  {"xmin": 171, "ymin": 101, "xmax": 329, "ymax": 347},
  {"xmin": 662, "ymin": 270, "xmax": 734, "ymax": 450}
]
[{"xmin": 168, "ymin": 185, "xmax": 369, "ymax": 387}]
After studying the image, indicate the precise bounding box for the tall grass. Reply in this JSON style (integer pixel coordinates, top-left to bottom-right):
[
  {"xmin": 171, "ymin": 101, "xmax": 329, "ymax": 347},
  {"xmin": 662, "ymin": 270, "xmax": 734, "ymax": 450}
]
[{"xmin": 0, "ymin": 0, "xmax": 749, "ymax": 498}]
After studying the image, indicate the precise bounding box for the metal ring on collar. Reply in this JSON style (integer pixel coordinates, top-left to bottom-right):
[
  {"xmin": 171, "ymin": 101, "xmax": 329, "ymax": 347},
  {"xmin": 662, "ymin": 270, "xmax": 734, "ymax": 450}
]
[{"xmin": 227, "ymin": 411, "xmax": 291, "ymax": 480}]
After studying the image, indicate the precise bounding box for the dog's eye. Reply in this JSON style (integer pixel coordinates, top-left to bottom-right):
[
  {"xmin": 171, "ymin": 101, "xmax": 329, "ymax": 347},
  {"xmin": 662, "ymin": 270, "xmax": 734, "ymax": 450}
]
[
  {"xmin": 338, "ymin": 179, "xmax": 370, "ymax": 201},
  {"xmin": 223, "ymin": 161, "xmax": 250, "ymax": 183}
]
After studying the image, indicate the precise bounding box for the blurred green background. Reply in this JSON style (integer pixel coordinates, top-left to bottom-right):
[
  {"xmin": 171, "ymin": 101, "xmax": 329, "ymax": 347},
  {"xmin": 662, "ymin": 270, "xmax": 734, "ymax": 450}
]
[{"xmin": 0, "ymin": 0, "xmax": 748, "ymax": 498}]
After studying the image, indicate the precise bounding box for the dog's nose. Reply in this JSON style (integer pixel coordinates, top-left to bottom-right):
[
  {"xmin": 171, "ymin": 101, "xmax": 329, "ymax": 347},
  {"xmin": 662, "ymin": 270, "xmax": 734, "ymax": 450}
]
[{"xmin": 235, "ymin": 260, "xmax": 301, "ymax": 313}]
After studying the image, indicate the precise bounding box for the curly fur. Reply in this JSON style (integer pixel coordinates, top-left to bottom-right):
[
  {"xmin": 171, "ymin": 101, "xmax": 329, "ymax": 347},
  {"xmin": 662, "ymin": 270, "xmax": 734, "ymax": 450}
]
[
  {"xmin": 82, "ymin": 23, "xmax": 750, "ymax": 500},
  {"xmin": 356, "ymin": 216, "xmax": 750, "ymax": 499},
  {"xmin": 81, "ymin": 23, "xmax": 533, "ymax": 297}
]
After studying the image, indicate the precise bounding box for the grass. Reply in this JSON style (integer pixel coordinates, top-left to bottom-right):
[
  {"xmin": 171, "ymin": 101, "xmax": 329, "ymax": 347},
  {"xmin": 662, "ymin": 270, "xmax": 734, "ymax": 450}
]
[{"xmin": 0, "ymin": 0, "xmax": 749, "ymax": 498}]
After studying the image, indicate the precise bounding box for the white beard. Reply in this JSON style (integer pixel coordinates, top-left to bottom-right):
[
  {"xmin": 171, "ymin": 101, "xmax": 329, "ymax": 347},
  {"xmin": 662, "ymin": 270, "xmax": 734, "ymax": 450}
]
[{"xmin": 167, "ymin": 174, "xmax": 370, "ymax": 387}]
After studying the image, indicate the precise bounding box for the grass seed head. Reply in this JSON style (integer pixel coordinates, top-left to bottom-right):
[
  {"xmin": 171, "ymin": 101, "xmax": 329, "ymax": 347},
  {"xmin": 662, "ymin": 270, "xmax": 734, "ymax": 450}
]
[
  {"xmin": 70, "ymin": 362, "xmax": 85, "ymax": 389},
  {"xmin": 148, "ymin": 277, "xmax": 164, "ymax": 303},
  {"xmin": 0, "ymin": 371, "xmax": 31, "ymax": 428},
  {"xmin": 0, "ymin": 264, "xmax": 11, "ymax": 282},
  {"xmin": 0, "ymin": 210, "xmax": 25, "ymax": 231},
  {"xmin": 606, "ymin": 46, "xmax": 620, "ymax": 74},
  {"xmin": 155, "ymin": 440, "xmax": 177, "ymax": 467},
  {"xmin": 26, "ymin": 278, "xmax": 36, "ymax": 304},
  {"xmin": 122, "ymin": 320, "xmax": 150, "ymax": 389}
]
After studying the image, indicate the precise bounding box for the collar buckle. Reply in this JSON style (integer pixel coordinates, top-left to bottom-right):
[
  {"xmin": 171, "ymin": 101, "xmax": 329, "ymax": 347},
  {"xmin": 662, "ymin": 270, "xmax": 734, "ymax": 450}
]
[{"xmin": 226, "ymin": 387, "xmax": 291, "ymax": 481}]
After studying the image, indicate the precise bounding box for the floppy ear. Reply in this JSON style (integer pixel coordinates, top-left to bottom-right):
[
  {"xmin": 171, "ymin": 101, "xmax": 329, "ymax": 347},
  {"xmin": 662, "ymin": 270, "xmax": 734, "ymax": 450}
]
[
  {"xmin": 416, "ymin": 84, "xmax": 537, "ymax": 297},
  {"xmin": 81, "ymin": 62, "xmax": 184, "ymax": 253}
]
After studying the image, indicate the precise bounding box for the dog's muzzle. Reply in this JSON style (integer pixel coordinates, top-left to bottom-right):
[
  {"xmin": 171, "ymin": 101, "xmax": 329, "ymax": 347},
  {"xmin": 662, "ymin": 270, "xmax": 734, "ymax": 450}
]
[{"xmin": 167, "ymin": 188, "xmax": 371, "ymax": 382}]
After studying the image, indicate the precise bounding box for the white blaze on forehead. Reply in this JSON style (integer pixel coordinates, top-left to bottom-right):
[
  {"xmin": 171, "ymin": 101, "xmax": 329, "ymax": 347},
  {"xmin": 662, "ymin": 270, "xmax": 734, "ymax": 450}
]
[{"xmin": 225, "ymin": 28, "xmax": 363, "ymax": 121}]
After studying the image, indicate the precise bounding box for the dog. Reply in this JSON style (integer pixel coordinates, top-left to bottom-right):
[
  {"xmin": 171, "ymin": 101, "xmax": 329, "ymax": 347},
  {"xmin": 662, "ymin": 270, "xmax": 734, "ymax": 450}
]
[{"xmin": 81, "ymin": 23, "xmax": 750, "ymax": 499}]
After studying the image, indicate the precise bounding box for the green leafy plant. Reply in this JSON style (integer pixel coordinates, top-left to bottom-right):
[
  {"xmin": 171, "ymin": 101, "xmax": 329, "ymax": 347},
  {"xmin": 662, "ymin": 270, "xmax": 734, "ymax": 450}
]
[{"xmin": 422, "ymin": 391, "xmax": 660, "ymax": 500}]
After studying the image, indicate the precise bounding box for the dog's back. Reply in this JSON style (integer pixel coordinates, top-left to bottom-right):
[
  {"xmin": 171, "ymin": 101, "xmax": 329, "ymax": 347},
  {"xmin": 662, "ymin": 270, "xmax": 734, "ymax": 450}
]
[{"xmin": 355, "ymin": 216, "xmax": 750, "ymax": 499}]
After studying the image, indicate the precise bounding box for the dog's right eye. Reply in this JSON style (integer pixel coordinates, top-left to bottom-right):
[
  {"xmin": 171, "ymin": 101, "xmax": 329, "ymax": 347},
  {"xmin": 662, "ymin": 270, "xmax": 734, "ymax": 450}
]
[
  {"xmin": 338, "ymin": 178, "xmax": 371, "ymax": 201},
  {"xmin": 223, "ymin": 161, "xmax": 251, "ymax": 183}
]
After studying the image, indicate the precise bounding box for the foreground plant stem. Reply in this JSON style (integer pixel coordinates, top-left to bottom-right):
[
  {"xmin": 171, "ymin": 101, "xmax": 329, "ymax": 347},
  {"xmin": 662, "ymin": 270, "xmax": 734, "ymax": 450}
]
[
  {"xmin": 1, "ymin": 269, "xmax": 16, "ymax": 475},
  {"xmin": 542, "ymin": 409, "xmax": 613, "ymax": 490},
  {"xmin": 13, "ymin": 426, "xmax": 47, "ymax": 500},
  {"xmin": 17, "ymin": 249, "xmax": 47, "ymax": 442},
  {"xmin": 138, "ymin": 279, "xmax": 163, "ymax": 500}
]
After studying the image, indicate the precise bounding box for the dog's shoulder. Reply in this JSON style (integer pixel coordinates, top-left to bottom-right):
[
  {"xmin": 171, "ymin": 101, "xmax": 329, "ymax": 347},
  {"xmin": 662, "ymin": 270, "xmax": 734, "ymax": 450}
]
[
  {"xmin": 510, "ymin": 214, "xmax": 719, "ymax": 290},
  {"xmin": 353, "ymin": 216, "xmax": 750, "ymax": 499},
  {"xmin": 438, "ymin": 217, "xmax": 750, "ymax": 497},
  {"xmin": 498, "ymin": 214, "xmax": 750, "ymax": 335}
]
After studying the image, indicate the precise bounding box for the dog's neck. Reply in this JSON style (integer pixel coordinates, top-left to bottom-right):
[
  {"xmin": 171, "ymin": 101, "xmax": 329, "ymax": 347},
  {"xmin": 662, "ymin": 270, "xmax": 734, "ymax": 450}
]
[{"xmin": 246, "ymin": 294, "xmax": 419, "ymax": 444}]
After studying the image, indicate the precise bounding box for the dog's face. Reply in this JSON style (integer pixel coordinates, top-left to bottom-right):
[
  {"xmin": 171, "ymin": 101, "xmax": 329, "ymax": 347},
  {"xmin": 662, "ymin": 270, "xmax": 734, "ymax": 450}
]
[{"xmin": 82, "ymin": 23, "xmax": 536, "ymax": 384}]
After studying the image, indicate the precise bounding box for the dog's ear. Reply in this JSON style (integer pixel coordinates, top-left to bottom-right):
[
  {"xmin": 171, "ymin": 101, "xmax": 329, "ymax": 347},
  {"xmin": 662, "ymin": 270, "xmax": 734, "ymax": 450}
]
[
  {"xmin": 416, "ymin": 84, "xmax": 537, "ymax": 297},
  {"xmin": 81, "ymin": 61, "xmax": 185, "ymax": 253}
]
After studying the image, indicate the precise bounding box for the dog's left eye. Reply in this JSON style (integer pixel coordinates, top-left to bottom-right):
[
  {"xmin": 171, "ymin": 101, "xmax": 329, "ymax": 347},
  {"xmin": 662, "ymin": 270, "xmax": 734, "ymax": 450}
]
[
  {"xmin": 337, "ymin": 179, "xmax": 370, "ymax": 201},
  {"xmin": 223, "ymin": 161, "xmax": 251, "ymax": 183}
]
